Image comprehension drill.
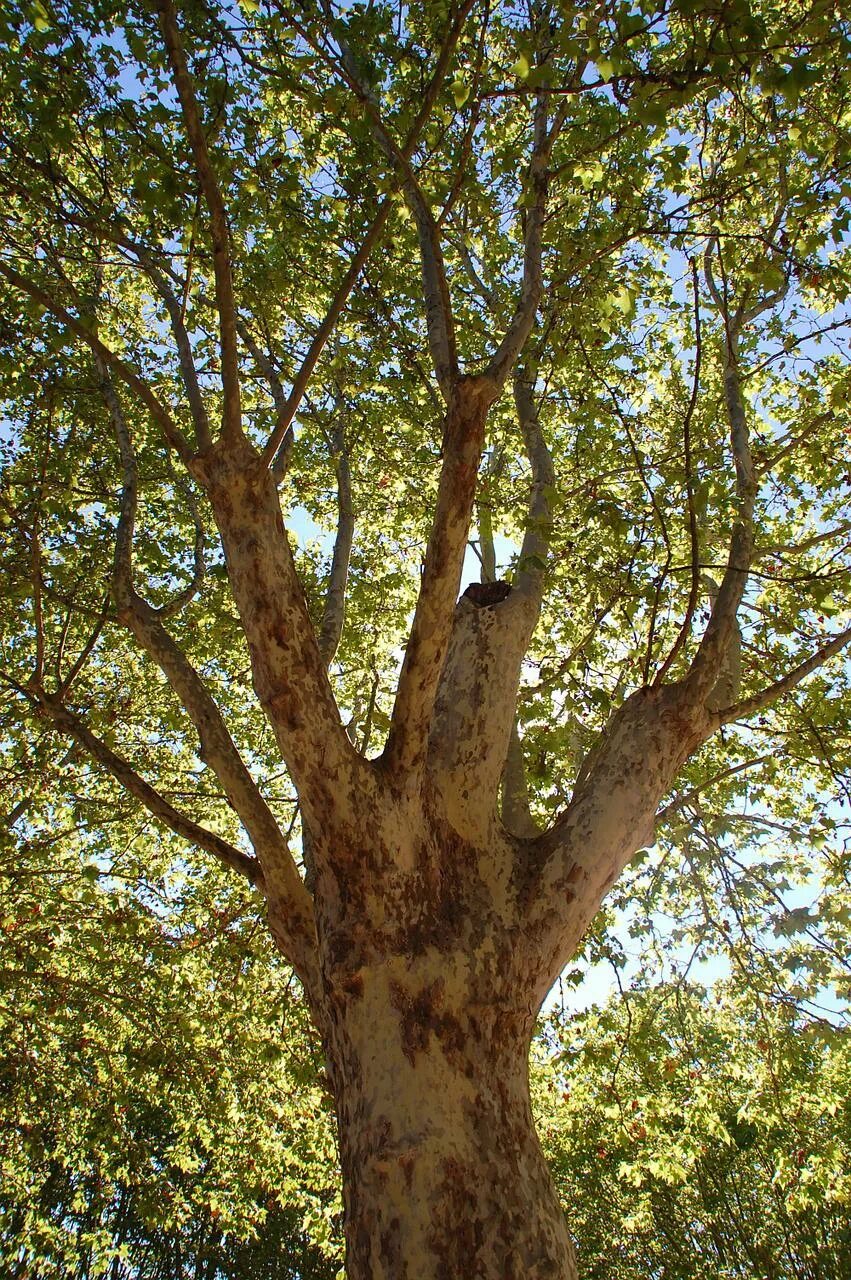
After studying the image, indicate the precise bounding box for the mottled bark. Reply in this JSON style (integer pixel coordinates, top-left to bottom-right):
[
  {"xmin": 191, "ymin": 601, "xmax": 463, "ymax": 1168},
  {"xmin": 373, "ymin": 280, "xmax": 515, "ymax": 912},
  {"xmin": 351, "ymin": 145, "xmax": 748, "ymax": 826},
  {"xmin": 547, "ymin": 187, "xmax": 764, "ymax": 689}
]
[
  {"xmin": 308, "ymin": 801, "xmax": 578, "ymax": 1280},
  {"xmin": 191, "ymin": 435, "xmax": 366, "ymax": 832},
  {"xmin": 324, "ymin": 953, "xmax": 576, "ymax": 1280},
  {"xmin": 428, "ymin": 583, "xmax": 537, "ymax": 844},
  {"xmin": 384, "ymin": 377, "xmax": 497, "ymax": 777}
]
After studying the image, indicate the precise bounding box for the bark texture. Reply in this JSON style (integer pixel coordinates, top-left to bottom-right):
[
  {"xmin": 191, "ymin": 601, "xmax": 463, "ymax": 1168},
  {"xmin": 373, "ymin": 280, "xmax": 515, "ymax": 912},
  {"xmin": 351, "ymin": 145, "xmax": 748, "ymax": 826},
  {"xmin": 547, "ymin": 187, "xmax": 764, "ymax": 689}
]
[
  {"xmin": 325, "ymin": 948, "xmax": 576, "ymax": 1280},
  {"xmin": 310, "ymin": 800, "xmax": 579, "ymax": 1280}
]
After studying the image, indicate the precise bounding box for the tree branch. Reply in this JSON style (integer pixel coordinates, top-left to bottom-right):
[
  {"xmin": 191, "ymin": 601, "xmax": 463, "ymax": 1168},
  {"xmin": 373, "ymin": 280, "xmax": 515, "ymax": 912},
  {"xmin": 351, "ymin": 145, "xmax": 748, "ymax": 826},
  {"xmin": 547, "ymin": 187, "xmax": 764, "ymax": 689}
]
[
  {"xmin": 486, "ymin": 93, "xmax": 567, "ymax": 387},
  {"xmin": 193, "ymin": 434, "xmax": 366, "ymax": 830},
  {"xmin": 25, "ymin": 685, "xmax": 263, "ymax": 886},
  {"xmin": 156, "ymin": 0, "xmax": 242, "ymax": 439},
  {"xmin": 237, "ymin": 318, "xmax": 295, "ymax": 478},
  {"xmin": 685, "ymin": 257, "xmax": 755, "ymax": 703},
  {"xmin": 259, "ymin": 2, "xmax": 475, "ymax": 465},
  {"xmin": 97, "ymin": 360, "xmax": 317, "ymax": 976},
  {"xmin": 141, "ymin": 255, "xmax": 213, "ymax": 450},
  {"xmin": 511, "ymin": 366, "xmax": 554, "ymax": 606},
  {"xmin": 654, "ymin": 259, "xmax": 703, "ymax": 685},
  {"xmin": 317, "ymin": 407, "xmax": 355, "ymax": 667},
  {"xmin": 522, "ymin": 684, "xmax": 712, "ymax": 1005},
  {"xmin": 715, "ymin": 624, "xmax": 851, "ymax": 725},
  {"xmin": 502, "ymin": 720, "xmax": 539, "ymax": 838},
  {"xmin": 383, "ymin": 373, "xmax": 498, "ymax": 777},
  {"xmin": 0, "ymin": 259, "xmax": 192, "ymax": 462},
  {"xmin": 57, "ymin": 594, "xmax": 111, "ymax": 698}
]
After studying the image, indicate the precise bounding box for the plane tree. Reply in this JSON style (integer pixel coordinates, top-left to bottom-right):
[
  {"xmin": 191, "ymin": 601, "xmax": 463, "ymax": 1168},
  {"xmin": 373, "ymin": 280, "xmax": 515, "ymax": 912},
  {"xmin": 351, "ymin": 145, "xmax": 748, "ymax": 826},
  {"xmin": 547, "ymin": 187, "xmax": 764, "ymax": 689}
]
[{"xmin": 1, "ymin": 0, "xmax": 850, "ymax": 1275}]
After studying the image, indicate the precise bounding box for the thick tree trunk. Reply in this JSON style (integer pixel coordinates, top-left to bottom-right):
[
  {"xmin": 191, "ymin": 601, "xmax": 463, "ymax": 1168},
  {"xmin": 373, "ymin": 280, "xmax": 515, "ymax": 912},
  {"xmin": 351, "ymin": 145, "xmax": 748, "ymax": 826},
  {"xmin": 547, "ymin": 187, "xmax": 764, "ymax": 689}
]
[
  {"xmin": 309, "ymin": 801, "xmax": 579, "ymax": 1280},
  {"xmin": 323, "ymin": 954, "xmax": 576, "ymax": 1280}
]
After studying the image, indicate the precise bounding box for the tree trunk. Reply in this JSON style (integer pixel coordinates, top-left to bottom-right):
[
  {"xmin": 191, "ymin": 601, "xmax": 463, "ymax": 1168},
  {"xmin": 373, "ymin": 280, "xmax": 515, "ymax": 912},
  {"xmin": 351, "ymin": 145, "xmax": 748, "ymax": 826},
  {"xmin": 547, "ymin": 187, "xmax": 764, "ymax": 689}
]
[
  {"xmin": 312, "ymin": 814, "xmax": 578, "ymax": 1280},
  {"xmin": 324, "ymin": 957, "xmax": 576, "ymax": 1280}
]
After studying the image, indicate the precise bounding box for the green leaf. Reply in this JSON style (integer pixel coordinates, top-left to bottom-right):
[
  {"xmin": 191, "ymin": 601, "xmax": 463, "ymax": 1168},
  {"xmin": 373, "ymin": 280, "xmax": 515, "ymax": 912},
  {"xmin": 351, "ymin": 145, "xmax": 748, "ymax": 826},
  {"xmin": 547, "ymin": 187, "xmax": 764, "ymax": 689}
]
[{"xmin": 451, "ymin": 78, "xmax": 470, "ymax": 108}]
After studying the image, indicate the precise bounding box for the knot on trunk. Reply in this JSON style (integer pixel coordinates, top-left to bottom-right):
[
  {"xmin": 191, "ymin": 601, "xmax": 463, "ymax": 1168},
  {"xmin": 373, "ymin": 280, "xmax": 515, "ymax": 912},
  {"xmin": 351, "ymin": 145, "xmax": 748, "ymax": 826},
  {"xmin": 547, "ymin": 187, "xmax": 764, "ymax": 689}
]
[{"xmin": 463, "ymin": 580, "xmax": 512, "ymax": 608}]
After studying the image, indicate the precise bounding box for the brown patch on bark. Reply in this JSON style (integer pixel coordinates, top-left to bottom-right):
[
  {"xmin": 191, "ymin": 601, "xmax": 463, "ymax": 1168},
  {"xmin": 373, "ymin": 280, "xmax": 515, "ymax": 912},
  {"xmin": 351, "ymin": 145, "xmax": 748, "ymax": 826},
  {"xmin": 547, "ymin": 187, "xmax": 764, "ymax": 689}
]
[
  {"xmin": 398, "ymin": 1151, "xmax": 416, "ymax": 1190},
  {"xmin": 429, "ymin": 1156, "xmax": 483, "ymax": 1280},
  {"xmin": 340, "ymin": 970, "xmax": 364, "ymax": 999},
  {"xmin": 389, "ymin": 977, "xmax": 466, "ymax": 1065}
]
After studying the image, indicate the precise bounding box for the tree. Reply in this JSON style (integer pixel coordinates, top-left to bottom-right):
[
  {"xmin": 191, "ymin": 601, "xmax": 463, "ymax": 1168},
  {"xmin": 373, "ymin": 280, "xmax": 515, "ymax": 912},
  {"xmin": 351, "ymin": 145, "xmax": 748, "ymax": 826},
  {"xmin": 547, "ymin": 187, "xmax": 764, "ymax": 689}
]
[
  {"xmin": 0, "ymin": 812, "xmax": 340, "ymax": 1279},
  {"xmin": 535, "ymin": 983, "xmax": 851, "ymax": 1279},
  {"xmin": 1, "ymin": 0, "xmax": 850, "ymax": 1274}
]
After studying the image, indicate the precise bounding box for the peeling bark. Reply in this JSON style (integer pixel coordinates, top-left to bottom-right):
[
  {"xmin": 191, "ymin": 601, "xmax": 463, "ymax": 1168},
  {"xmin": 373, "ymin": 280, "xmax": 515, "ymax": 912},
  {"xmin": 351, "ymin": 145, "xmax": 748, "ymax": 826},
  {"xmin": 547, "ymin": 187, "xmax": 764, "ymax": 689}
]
[
  {"xmin": 306, "ymin": 791, "xmax": 578, "ymax": 1280},
  {"xmin": 325, "ymin": 951, "xmax": 577, "ymax": 1280},
  {"xmin": 192, "ymin": 436, "xmax": 366, "ymax": 831},
  {"xmin": 384, "ymin": 377, "xmax": 497, "ymax": 777}
]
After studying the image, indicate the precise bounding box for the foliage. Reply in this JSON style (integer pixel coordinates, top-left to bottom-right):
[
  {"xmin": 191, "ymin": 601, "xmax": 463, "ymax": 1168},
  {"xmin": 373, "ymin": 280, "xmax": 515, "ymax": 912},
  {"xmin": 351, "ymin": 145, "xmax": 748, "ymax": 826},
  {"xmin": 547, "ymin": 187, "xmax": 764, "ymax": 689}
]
[
  {"xmin": 0, "ymin": 810, "xmax": 339, "ymax": 1278},
  {"xmin": 534, "ymin": 982, "xmax": 851, "ymax": 1279}
]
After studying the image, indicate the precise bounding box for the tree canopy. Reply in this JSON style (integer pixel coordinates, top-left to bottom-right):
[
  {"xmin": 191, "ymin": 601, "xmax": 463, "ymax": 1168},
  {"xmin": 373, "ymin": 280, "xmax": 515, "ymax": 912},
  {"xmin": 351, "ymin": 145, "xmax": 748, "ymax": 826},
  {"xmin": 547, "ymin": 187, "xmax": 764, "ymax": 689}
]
[{"xmin": 1, "ymin": 0, "xmax": 851, "ymax": 1274}]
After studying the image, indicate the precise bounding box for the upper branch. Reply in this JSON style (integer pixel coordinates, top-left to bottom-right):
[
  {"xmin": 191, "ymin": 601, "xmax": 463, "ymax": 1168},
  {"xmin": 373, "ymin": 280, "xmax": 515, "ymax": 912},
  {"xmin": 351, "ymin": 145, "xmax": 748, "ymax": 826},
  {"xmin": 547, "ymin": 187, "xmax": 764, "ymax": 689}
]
[
  {"xmin": 305, "ymin": 2, "xmax": 463, "ymax": 397},
  {"xmin": 317, "ymin": 405, "xmax": 355, "ymax": 667},
  {"xmin": 383, "ymin": 374, "xmax": 498, "ymax": 778},
  {"xmin": 684, "ymin": 260, "xmax": 755, "ymax": 703},
  {"xmin": 98, "ymin": 360, "xmax": 317, "ymax": 977},
  {"xmin": 511, "ymin": 365, "xmax": 554, "ymax": 609},
  {"xmin": 259, "ymin": 1, "xmax": 475, "ymax": 464},
  {"xmin": 715, "ymin": 623, "xmax": 851, "ymax": 725},
  {"xmin": 36, "ymin": 688, "xmax": 263, "ymax": 886},
  {"xmin": 142, "ymin": 256, "xmax": 213, "ymax": 450},
  {"xmin": 237, "ymin": 318, "xmax": 295, "ymax": 478},
  {"xmin": 0, "ymin": 260, "xmax": 192, "ymax": 463},
  {"xmin": 156, "ymin": 0, "xmax": 241, "ymax": 439},
  {"xmin": 654, "ymin": 259, "xmax": 703, "ymax": 685},
  {"xmin": 486, "ymin": 93, "xmax": 567, "ymax": 387}
]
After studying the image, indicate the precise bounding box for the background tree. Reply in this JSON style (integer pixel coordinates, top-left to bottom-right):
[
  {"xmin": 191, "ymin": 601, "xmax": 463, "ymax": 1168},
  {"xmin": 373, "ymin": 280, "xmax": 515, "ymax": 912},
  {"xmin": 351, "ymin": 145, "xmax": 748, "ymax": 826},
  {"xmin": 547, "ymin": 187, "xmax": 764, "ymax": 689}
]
[
  {"xmin": 535, "ymin": 980, "xmax": 851, "ymax": 1280},
  {"xmin": 1, "ymin": 0, "xmax": 850, "ymax": 1275}
]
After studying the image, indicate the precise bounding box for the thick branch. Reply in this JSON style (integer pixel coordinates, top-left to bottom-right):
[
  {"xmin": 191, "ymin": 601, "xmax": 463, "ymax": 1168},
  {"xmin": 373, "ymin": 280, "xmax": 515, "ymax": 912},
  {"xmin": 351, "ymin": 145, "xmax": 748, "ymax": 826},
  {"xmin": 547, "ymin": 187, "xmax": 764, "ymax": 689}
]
[
  {"xmin": 383, "ymin": 375, "xmax": 497, "ymax": 777},
  {"xmin": 522, "ymin": 684, "xmax": 712, "ymax": 1005},
  {"xmin": 472, "ymin": 448, "xmax": 539, "ymax": 839},
  {"xmin": 99, "ymin": 363, "xmax": 317, "ymax": 976},
  {"xmin": 193, "ymin": 436, "xmax": 366, "ymax": 828}
]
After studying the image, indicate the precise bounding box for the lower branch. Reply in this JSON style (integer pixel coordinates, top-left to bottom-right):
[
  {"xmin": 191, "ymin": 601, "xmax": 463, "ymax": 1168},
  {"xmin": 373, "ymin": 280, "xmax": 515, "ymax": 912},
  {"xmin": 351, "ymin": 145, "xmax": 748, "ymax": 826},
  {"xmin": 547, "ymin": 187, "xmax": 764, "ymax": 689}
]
[{"xmin": 35, "ymin": 691, "xmax": 262, "ymax": 886}]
